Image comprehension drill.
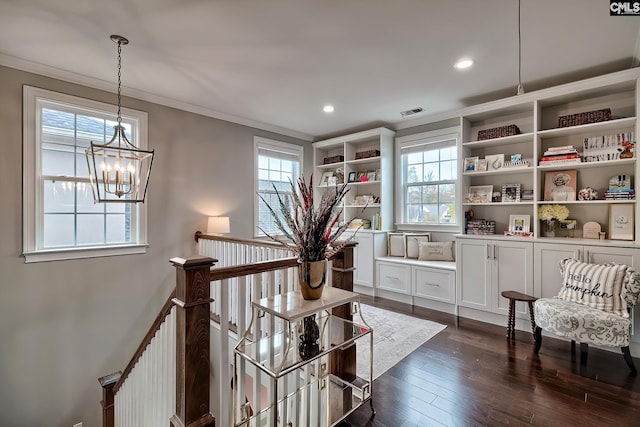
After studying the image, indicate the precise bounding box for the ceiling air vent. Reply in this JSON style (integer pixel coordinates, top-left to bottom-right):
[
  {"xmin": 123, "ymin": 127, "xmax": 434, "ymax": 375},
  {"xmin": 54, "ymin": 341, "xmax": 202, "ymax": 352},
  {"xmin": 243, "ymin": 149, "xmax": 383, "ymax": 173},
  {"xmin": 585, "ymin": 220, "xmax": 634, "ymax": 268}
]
[{"xmin": 400, "ymin": 107, "xmax": 424, "ymax": 118}]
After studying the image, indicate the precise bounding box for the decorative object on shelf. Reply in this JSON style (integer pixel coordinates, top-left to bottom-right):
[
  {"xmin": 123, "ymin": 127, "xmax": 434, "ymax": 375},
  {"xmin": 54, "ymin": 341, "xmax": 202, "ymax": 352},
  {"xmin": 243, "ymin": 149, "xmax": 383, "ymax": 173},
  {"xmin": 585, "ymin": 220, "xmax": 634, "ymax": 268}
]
[
  {"xmin": 577, "ymin": 187, "xmax": 598, "ymax": 201},
  {"xmin": 521, "ymin": 189, "xmax": 534, "ymax": 201},
  {"xmin": 464, "ymin": 156, "xmax": 479, "ymax": 171},
  {"xmin": 366, "ymin": 171, "xmax": 377, "ymax": 181},
  {"xmin": 327, "ymin": 176, "xmax": 337, "ymax": 186},
  {"xmin": 511, "ymin": 154, "xmax": 522, "ymax": 163},
  {"xmin": 509, "ymin": 214, "xmax": 530, "ymax": 232},
  {"xmin": 477, "ymin": 158, "xmax": 488, "ymax": 171},
  {"xmin": 557, "ymin": 108, "xmax": 611, "ymax": 127},
  {"xmin": 86, "ymin": 35, "xmax": 154, "ymax": 203},
  {"xmin": 335, "ymin": 167, "xmax": 345, "ymax": 183},
  {"xmin": 375, "ymin": 168, "xmax": 381, "ymax": 180},
  {"xmin": 466, "ymin": 185, "xmax": 493, "ymax": 204},
  {"xmin": 492, "ymin": 191, "xmax": 502, "ymax": 202},
  {"xmin": 609, "ymin": 203, "xmax": 634, "ymax": 241},
  {"xmin": 559, "ymin": 219, "xmax": 577, "ymax": 238},
  {"xmin": 503, "ymin": 159, "xmax": 529, "ymax": 168},
  {"xmin": 465, "ymin": 219, "xmax": 496, "ymax": 235},
  {"xmin": 543, "ymin": 170, "xmax": 577, "ymax": 201},
  {"xmin": 355, "ymin": 149, "xmax": 380, "ymax": 160},
  {"xmin": 583, "ymin": 132, "xmax": 635, "ymax": 162},
  {"xmin": 349, "ymin": 218, "xmax": 371, "ymax": 229},
  {"xmin": 606, "ymin": 174, "xmax": 635, "ymax": 200},
  {"xmin": 323, "ymin": 155, "xmax": 344, "ymax": 164},
  {"xmin": 477, "ymin": 124, "xmax": 521, "ymax": 140},
  {"xmin": 320, "ymin": 171, "xmax": 334, "ymax": 186},
  {"xmin": 485, "ymin": 154, "xmax": 504, "ymax": 171},
  {"xmin": 258, "ymin": 175, "xmax": 351, "ymax": 300},
  {"xmin": 347, "ymin": 171, "xmax": 357, "ymax": 183},
  {"xmin": 502, "ymin": 184, "xmax": 521, "ymax": 203},
  {"xmin": 538, "ymin": 204, "xmax": 570, "ymax": 237},
  {"xmin": 582, "ymin": 221, "xmax": 602, "ymax": 239},
  {"xmin": 298, "ymin": 314, "xmax": 321, "ymax": 360}
]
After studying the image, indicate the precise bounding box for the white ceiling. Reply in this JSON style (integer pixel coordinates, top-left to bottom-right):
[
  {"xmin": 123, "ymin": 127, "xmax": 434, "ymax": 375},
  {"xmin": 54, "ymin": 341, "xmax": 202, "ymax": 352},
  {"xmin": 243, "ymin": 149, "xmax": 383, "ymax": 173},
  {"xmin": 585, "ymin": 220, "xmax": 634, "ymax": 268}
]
[{"xmin": 1, "ymin": 0, "xmax": 639, "ymax": 141}]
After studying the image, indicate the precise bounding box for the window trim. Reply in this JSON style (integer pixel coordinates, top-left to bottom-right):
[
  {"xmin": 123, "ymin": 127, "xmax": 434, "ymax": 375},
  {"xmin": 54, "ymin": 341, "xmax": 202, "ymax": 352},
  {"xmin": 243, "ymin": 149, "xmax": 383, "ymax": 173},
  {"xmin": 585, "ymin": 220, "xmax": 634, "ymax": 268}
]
[
  {"xmin": 253, "ymin": 136, "xmax": 304, "ymax": 238},
  {"xmin": 395, "ymin": 127, "xmax": 461, "ymax": 232},
  {"xmin": 23, "ymin": 85, "xmax": 149, "ymax": 263}
]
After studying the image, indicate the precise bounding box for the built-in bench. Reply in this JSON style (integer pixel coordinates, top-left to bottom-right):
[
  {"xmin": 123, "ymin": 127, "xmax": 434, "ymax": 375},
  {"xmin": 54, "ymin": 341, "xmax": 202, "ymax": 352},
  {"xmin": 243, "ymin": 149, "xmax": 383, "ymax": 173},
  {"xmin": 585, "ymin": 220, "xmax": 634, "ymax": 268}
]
[{"xmin": 375, "ymin": 256, "xmax": 457, "ymax": 314}]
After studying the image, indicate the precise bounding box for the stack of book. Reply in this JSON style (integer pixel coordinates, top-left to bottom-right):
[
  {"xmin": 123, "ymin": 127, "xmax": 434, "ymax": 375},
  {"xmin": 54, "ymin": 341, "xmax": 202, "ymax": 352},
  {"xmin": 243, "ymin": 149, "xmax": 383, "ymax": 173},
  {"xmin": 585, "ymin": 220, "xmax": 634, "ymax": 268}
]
[
  {"xmin": 539, "ymin": 145, "xmax": 581, "ymax": 165},
  {"xmin": 605, "ymin": 189, "xmax": 635, "ymax": 200}
]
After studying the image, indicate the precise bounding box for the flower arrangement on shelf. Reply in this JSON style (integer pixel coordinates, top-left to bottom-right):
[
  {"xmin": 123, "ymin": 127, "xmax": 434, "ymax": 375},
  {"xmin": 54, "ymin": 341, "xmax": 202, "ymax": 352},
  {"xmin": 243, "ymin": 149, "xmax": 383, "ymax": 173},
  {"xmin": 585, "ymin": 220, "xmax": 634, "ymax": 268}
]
[{"xmin": 538, "ymin": 204, "xmax": 570, "ymax": 237}]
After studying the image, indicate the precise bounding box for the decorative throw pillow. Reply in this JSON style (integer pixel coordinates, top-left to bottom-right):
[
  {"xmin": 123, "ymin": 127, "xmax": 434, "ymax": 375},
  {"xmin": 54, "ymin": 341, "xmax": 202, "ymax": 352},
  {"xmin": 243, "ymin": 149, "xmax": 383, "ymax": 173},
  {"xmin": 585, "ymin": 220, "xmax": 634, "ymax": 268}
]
[
  {"xmin": 418, "ymin": 241, "xmax": 454, "ymax": 262},
  {"xmin": 557, "ymin": 258, "xmax": 629, "ymax": 317},
  {"xmin": 387, "ymin": 233, "xmax": 405, "ymax": 257},
  {"xmin": 405, "ymin": 233, "xmax": 431, "ymax": 259},
  {"xmin": 620, "ymin": 266, "xmax": 640, "ymax": 307}
]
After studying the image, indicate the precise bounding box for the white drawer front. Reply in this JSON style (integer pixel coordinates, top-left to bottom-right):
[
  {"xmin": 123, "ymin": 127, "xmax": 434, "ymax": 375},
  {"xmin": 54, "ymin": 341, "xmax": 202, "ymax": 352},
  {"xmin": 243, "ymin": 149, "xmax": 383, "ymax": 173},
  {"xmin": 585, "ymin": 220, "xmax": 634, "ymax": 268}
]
[
  {"xmin": 414, "ymin": 267, "xmax": 454, "ymax": 303},
  {"xmin": 377, "ymin": 262, "xmax": 411, "ymax": 294}
]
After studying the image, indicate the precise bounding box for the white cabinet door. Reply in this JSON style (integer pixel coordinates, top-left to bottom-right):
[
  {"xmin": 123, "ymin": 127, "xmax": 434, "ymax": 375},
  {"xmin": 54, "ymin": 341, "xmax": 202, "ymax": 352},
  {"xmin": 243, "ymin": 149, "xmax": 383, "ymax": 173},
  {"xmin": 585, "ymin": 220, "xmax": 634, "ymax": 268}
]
[
  {"xmin": 492, "ymin": 240, "xmax": 534, "ymax": 316},
  {"xmin": 583, "ymin": 245, "xmax": 639, "ymax": 269},
  {"xmin": 354, "ymin": 233, "xmax": 373, "ymax": 287},
  {"xmin": 457, "ymin": 238, "xmax": 491, "ymax": 311},
  {"xmin": 533, "ymin": 243, "xmax": 579, "ymax": 298}
]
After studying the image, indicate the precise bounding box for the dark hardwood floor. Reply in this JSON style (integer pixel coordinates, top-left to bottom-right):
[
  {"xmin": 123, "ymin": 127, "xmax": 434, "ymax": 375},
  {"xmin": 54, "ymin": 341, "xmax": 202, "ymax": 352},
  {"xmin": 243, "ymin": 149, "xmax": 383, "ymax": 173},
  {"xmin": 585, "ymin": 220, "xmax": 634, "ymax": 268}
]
[{"xmin": 344, "ymin": 296, "xmax": 640, "ymax": 427}]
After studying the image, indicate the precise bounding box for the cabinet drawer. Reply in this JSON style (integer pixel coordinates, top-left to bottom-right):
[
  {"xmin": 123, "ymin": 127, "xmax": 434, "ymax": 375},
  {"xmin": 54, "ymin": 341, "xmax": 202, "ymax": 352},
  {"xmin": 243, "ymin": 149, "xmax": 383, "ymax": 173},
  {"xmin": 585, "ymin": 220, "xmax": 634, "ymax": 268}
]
[
  {"xmin": 414, "ymin": 267, "xmax": 454, "ymax": 303},
  {"xmin": 377, "ymin": 262, "xmax": 411, "ymax": 294}
]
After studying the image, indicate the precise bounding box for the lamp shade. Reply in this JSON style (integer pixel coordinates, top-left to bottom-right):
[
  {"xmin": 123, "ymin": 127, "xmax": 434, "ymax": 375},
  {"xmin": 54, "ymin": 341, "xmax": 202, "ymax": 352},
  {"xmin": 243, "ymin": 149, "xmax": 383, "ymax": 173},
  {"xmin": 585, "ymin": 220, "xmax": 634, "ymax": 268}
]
[{"xmin": 207, "ymin": 216, "xmax": 230, "ymax": 234}]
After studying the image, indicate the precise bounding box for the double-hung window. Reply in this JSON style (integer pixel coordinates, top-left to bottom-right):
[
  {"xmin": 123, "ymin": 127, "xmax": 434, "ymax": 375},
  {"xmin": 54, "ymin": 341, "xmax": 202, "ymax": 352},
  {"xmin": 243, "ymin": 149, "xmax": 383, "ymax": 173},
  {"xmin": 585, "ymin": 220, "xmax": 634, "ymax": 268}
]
[
  {"xmin": 254, "ymin": 137, "xmax": 303, "ymax": 237},
  {"xmin": 396, "ymin": 129, "xmax": 459, "ymax": 229},
  {"xmin": 23, "ymin": 86, "xmax": 148, "ymax": 262}
]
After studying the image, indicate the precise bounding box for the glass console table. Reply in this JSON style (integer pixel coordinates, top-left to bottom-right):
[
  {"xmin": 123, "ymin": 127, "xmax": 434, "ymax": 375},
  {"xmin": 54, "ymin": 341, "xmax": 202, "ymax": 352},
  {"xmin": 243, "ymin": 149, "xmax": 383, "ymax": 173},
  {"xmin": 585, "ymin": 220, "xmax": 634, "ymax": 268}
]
[{"xmin": 234, "ymin": 287, "xmax": 374, "ymax": 426}]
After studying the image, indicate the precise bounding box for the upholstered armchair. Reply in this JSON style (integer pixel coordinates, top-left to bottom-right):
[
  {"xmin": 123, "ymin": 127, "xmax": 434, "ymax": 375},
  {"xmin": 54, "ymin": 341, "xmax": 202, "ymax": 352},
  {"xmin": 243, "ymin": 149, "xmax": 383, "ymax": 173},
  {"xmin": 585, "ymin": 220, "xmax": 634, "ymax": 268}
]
[{"xmin": 533, "ymin": 258, "xmax": 640, "ymax": 375}]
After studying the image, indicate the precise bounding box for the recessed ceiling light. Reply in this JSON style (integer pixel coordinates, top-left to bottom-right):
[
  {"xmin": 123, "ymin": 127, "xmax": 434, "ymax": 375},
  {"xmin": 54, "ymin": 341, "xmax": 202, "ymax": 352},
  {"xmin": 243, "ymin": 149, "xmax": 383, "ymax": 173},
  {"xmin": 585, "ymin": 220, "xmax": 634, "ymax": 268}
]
[
  {"xmin": 323, "ymin": 105, "xmax": 335, "ymax": 113},
  {"xmin": 454, "ymin": 58, "xmax": 474, "ymax": 70}
]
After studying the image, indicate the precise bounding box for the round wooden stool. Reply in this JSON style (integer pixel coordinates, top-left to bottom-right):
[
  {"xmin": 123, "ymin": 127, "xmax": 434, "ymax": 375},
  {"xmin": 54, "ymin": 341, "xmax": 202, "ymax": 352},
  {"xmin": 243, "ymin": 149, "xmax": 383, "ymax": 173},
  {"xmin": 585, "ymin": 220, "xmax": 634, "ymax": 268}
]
[{"xmin": 501, "ymin": 291, "xmax": 538, "ymax": 341}]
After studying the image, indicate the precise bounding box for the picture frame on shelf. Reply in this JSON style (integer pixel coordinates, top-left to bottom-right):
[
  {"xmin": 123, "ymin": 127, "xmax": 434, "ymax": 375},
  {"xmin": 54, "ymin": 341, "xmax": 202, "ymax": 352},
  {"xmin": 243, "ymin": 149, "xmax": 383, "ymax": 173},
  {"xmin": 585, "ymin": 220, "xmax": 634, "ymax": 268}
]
[
  {"xmin": 543, "ymin": 169, "xmax": 577, "ymax": 201},
  {"xmin": 477, "ymin": 159, "xmax": 488, "ymax": 172},
  {"xmin": 510, "ymin": 153, "xmax": 522, "ymax": 163},
  {"xmin": 509, "ymin": 214, "xmax": 530, "ymax": 232},
  {"xmin": 464, "ymin": 156, "xmax": 479, "ymax": 172},
  {"xmin": 327, "ymin": 176, "xmax": 337, "ymax": 186},
  {"xmin": 502, "ymin": 184, "xmax": 521, "ymax": 203},
  {"xmin": 609, "ymin": 204, "xmax": 634, "ymax": 240},
  {"xmin": 465, "ymin": 185, "xmax": 493, "ymax": 204},
  {"xmin": 320, "ymin": 171, "xmax": 334, "ymax": 186},
  {"xmin": 485, "ymin": 154, "xmax": 504, "ymax": 171},
  {"xmin": 366, "ymin": 171, "xmax": 377, "ymax": 181},
  {"xmin": 347, "ymin": 171, "xmax": 357, "ymax": 183}
]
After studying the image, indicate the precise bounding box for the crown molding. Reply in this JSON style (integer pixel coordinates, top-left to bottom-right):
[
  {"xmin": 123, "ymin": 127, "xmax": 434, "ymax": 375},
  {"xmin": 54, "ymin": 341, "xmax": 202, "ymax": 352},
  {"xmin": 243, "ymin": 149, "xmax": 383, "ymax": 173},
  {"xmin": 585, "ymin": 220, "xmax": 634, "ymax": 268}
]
[{"xmin": 0, "ymin": 53, "xmax": 314, "ymax": 142}]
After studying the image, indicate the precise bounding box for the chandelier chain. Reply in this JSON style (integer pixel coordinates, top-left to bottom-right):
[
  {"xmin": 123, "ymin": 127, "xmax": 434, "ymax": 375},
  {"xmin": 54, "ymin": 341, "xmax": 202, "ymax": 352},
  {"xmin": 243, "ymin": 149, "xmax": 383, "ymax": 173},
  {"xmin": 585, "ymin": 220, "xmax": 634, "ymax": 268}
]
[{"xmin": 117, "ymin": 39, "xmax": 122, "ymax": 124}]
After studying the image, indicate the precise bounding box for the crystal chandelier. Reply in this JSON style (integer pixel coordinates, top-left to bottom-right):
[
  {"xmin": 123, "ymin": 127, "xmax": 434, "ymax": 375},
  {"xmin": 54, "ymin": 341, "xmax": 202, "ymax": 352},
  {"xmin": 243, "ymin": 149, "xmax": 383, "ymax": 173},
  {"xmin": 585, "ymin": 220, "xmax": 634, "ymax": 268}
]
[{"xmin": 86, "ymin": 35, "xmax": 154, "ymax": 203}]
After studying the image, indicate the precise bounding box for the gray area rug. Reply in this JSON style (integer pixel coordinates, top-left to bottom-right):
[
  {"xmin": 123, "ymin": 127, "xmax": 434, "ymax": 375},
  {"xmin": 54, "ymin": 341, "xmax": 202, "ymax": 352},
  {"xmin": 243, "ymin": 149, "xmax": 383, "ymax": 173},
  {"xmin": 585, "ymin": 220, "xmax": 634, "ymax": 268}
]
[{"xmin": 355, "ymin": 304, "xmax": 446, "ymax": 380}]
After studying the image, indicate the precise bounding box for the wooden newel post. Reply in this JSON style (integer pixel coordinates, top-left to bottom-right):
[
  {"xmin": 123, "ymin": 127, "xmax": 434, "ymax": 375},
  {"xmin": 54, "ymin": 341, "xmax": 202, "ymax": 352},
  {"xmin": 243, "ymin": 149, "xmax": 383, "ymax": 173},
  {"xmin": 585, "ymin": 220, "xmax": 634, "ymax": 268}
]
[
  {"xmin": 170, "ymin": 257, "xmax": 217, "ymax": 427},
  {"xmin": 98, "ymin": 371, "xmax": 121, "ymax": 427},
  {"xmin": 330, "ymin": 243, "xmax": 357, "ymax": 383}
]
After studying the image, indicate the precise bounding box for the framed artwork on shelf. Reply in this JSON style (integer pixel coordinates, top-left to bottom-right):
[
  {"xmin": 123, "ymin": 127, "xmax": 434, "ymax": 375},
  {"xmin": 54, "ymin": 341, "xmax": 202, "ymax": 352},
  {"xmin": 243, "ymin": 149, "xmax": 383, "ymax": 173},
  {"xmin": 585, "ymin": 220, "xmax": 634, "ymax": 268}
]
[
  {"xmin": 502, "ymin": 184, "xmax": 521, "ymax": 202},
  {"xmin": 320, "ymin": 171, "xmax": 334, "ymax": 186},
  {"xmin": 347, "ymin": 171, "xmax": 357, "ymax": 183},
  {"xmin": 464, "ymin": 156, "xmax": 479, "ymax": 172},
  {"xmin": 509, "ymin": 214, "xmax": 530, "ymax": 232},
  {"xmin": 609, "ymin": 204, "xmax": 634, "ymax": 240},
  {"xmin": 485, "ymin": 154, "xmax": 504, "ymax": 171},
  {"xmin": 477, "ymin": 159, "xmax": 488, "ymax": 172},
  {"xmin": 543, "ymin": 170, "xmax": 577, "ymax": 201},
  {"xmin": 465, "ymin": 185, "xmax": 493, "ymax": 203}
]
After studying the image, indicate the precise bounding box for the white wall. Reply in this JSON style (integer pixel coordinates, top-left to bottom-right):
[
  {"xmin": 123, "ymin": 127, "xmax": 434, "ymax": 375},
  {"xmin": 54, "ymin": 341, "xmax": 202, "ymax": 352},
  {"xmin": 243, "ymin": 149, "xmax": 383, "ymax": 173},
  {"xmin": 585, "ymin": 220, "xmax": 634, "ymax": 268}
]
[{"xmin": 0, "ymin": 65, "xmax": 311, "ymax": 427}]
